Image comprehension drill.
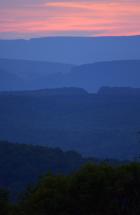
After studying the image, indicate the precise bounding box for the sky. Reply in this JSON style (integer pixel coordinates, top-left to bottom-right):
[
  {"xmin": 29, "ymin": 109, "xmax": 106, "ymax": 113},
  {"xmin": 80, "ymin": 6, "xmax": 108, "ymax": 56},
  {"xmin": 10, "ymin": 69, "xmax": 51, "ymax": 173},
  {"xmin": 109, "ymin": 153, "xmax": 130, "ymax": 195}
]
[{"xmin": 0, "ymin": 0, "xmax": 140, "ymax": 39}]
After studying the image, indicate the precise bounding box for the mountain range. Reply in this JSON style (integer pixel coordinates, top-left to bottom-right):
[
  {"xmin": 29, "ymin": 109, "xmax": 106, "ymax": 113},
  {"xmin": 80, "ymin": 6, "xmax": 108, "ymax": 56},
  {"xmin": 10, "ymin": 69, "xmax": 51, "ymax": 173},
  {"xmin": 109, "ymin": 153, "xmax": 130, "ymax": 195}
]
[
  {"xmin": 1, "ymin": 36, "xmax": 140, "ymax": 160},
  {"xmin": 0, "ymin": 59, "xmax": 72, "ymax": 91},
  {"xmin": 0, "ymin": 59, "xmax": 140, "ymax": 92},
  {"xmin": 0, "ymin": 36, "xmax": 140, "ymax": 64},
  {"xmin": 0, "ymin": 87, "xmax": 140, "ymax": 160}
]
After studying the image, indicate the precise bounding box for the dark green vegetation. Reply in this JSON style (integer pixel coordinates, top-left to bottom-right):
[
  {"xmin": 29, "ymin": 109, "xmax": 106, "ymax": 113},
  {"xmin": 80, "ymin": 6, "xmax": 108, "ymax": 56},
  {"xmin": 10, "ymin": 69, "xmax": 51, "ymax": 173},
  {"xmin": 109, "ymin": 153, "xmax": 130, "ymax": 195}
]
[
  {"xmin": 1, "ymin": 163, "xmax": 140, "ymax": 215},
  {"xmin": 0, "ymin": 87, "xmax": 140, "ymax": 159}
]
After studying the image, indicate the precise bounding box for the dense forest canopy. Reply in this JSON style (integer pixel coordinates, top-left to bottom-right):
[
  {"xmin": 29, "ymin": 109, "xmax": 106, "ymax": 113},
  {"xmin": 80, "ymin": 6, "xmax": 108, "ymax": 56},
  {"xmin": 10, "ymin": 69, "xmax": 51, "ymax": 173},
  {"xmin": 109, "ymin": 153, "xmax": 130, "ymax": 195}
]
[{"xmin": 1, "ymin": 163, "xmax": 140, "ymax": 215}]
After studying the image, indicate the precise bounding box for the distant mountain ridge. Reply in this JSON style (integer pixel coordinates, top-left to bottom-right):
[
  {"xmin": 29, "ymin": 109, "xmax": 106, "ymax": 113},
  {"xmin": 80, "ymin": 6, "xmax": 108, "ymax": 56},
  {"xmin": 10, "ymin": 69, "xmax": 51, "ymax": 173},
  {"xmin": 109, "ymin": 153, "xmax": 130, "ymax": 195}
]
[
  {"xmin": 0, "ymin": 87, "xmax": 88, "ymax": 96},
  {"xmin": 1, "ymin": 86, "xmax": 140, "ymax": 96},
  {"xmin": 0, "ymin": 59, "xmax": 140, "ymax": 92},
  {"xmin": 98, "ymin": 87, "xmax": 140, "ymax": 96},
  {"xmin": 0, "ymin": 58, "xmax": 73, "ymax": 91},
  {"xmin": 66, "ymin": 60, "xmax": 140, "ymax": 92},
  {"xmin": 0, "ymin": 36, "xmax": 140, "ymax": 64}
]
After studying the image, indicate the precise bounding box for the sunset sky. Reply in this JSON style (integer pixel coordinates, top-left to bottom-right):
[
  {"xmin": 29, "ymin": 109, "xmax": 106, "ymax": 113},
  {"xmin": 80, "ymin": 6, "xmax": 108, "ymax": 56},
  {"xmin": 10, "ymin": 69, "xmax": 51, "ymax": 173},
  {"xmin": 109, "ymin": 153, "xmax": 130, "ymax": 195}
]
[{"xmin": 0, "ymin": 0, "xmax": 140, "ymax": 39}]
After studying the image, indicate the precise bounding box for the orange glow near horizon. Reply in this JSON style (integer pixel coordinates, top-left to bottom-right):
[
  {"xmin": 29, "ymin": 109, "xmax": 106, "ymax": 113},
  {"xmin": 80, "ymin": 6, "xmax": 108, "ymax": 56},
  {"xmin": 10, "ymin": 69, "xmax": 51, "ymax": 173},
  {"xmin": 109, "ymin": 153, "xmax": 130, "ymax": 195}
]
[{"xmin": 0, "ymin": 1, "xmax": 140, "ymax": 38}]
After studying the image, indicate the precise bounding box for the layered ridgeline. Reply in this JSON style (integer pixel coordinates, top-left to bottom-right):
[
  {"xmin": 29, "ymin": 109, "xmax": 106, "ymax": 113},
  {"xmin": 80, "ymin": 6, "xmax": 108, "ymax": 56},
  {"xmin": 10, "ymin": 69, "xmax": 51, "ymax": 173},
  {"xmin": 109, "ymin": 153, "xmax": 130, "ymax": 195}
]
[
  {"xmin": 0, "ymin": 87, "xmax": 140, "ymax": 160},
  {"xmin": 0, "ymin": 59, "xmax": 140, "ymax": 92},
  {"xmin": 0, "ymin": 36, "xmax": 140, "ymax": 64},
  {"xmin": 0, "ymin": 59, "xmax": 73, "ymax": 91},
  {"xmin": 62, "ymin": 60, "xmax": 140, "ymax": 92}
]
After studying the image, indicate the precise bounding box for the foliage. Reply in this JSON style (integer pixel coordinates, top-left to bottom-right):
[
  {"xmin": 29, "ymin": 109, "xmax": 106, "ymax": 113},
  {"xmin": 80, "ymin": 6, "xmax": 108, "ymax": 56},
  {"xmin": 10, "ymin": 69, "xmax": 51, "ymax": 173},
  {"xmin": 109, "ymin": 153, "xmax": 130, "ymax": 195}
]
[{"xmin": 18, "ymin": 163, "xmax": 140, "ymax": 215}]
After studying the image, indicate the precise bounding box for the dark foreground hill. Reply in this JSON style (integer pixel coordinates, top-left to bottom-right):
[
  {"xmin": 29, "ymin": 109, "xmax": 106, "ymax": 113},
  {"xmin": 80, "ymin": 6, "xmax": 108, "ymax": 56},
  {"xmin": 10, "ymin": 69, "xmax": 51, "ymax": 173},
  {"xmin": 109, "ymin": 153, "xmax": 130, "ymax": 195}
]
[
  {"xmin": 0, "ymin": 87, "xmax": 140, "ymax": 159},
  {"xmin": 0, "ymin": 141, "xmax": 125, "ymax": 201},
  {"xmin": 0, "ymin": 141, "xmax": 91, "ymax": 199},
  {"xmin": 0, "ymin": 36, "xmax": 140, "ymax": 64}
]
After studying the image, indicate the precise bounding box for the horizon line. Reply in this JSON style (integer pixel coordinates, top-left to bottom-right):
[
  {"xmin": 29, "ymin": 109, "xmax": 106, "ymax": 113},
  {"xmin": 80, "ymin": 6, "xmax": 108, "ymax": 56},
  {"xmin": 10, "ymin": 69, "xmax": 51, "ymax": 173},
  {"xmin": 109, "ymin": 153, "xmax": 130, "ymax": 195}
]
[{"xmin": 0, "ymin": 34, "xmax": 140, "ymax": 41}]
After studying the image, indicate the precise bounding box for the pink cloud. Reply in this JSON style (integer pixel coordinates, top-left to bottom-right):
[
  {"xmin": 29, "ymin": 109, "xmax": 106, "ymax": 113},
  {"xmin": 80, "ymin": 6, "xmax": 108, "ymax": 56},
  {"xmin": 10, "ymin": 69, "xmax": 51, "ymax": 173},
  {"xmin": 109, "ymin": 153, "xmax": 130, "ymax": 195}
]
[{"xmin": 0, "ymin": 1, "xmax": 140, "ymax": 38}]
